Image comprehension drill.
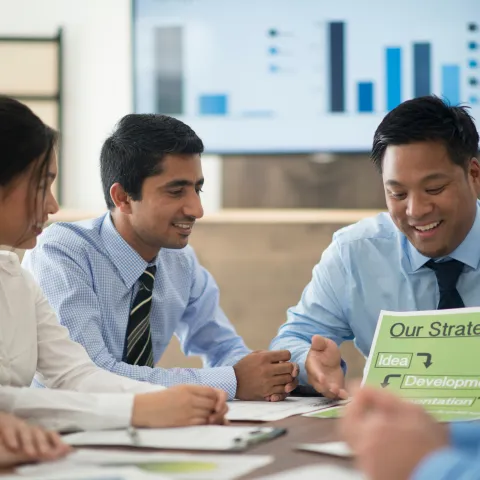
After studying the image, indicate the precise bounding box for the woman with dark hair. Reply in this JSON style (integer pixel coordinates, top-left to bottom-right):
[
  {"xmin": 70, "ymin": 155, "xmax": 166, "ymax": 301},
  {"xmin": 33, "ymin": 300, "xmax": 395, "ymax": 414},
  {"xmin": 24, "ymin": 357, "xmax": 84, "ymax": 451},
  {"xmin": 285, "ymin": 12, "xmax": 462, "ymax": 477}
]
[{"xmin": 0, "ymin": 96, "xmax": 228, "ymax": 443}]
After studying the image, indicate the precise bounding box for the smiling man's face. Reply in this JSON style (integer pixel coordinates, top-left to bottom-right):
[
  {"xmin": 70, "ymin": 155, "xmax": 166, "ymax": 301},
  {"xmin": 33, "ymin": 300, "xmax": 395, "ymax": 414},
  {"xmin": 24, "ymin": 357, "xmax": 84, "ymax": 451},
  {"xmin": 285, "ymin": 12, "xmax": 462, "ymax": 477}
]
[{"xmin": 383, "ymin": 141, "xmax": 480, "ymax": 258}]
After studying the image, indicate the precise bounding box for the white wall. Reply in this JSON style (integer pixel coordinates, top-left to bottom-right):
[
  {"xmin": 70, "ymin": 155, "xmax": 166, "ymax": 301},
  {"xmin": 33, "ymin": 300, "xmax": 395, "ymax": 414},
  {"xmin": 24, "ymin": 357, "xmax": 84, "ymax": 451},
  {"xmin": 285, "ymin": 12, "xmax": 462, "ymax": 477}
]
[{"xmin": 0, "ymin": 0, "xmax": 222, "ymax": 212}]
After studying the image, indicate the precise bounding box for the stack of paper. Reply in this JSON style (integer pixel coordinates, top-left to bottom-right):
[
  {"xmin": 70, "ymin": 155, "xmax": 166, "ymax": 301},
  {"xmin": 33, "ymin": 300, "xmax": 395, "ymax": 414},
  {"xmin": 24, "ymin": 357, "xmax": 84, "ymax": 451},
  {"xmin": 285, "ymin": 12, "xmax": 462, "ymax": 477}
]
[
  {"xmin": 12, "ymin": 466, "xmax": 162, "ymax": 480},
  {"xmin": 257, "ymin": 465, "xmax": 365, "ymax": 479},
  {"xmin": 17, "ymin": 449, "xmax": 273, "ymax": 480},
  {"xmin": 302, "ymin": 400, "xmax": 350, "ymax": 419},
  {"xmin": 226, "ymin": 396, "xmax": 338, "ymax": 421}
]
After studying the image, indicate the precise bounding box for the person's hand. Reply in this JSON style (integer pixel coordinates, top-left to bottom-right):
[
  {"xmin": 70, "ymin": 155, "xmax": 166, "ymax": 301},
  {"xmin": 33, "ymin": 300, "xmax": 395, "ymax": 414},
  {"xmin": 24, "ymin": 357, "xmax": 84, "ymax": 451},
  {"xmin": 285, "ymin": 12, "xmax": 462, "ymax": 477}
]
[
  {"xmin": 305, "ymin": 335, "xmax": 347, "ymax": 399},
  {"xmin": 233, "ymin": 350, "xmax": 297, "ymax": 400},
  {"xmin": 264, "ymin": 362, "xmax": 299, "ymax": 402},
  {"xmin": 132, "ymin": 385, "xmax": 228, "ymax": 428},
  {"xmin": 0, "ymin": 413, "xmax": 71, "ymax": 466},
  {"xmin": 340, "ymin": 386, "xmax": 450, "ymax": 480}
]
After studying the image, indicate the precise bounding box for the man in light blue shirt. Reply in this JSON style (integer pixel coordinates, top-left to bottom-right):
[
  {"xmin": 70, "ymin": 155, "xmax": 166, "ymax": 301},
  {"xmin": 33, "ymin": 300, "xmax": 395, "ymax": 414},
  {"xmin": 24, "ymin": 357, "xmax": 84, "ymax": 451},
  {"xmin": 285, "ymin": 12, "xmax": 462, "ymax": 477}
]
[
  {"xmin": 23, "ymin": 114, "xmax": 298, "ymax": 401},
  {"xmin": 271, "ymin": 95, "xmax": 480, "ymax": 399},
  {"xmin": 341, "ymin": 386, "xmax": 480, "ymax": 480}
]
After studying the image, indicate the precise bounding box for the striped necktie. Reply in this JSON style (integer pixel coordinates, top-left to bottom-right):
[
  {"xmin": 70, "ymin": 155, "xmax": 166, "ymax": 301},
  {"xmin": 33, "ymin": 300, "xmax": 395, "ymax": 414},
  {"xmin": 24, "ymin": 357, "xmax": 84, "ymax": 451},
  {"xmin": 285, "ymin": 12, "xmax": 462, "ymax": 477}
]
[{"xmin": 124, "ymin": 265, "xmax": 156, "ymax": 367}]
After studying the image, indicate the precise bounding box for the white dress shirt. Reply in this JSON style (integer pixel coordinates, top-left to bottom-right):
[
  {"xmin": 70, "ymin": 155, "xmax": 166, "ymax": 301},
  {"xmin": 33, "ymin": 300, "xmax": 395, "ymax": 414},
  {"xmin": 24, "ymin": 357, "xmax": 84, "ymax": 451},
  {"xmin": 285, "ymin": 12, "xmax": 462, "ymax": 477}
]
[{"xmin": 0, "ymin": 251, "xmax": 164, "ymax": 432}]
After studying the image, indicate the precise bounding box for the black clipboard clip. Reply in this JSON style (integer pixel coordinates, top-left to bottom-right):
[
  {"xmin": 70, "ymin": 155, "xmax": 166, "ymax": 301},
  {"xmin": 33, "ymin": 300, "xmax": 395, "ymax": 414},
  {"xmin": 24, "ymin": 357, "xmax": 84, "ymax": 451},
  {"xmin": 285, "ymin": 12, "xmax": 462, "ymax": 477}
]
[{"xmin": 231, "ymin": 427, "xmax": 287, "ymax": 450}]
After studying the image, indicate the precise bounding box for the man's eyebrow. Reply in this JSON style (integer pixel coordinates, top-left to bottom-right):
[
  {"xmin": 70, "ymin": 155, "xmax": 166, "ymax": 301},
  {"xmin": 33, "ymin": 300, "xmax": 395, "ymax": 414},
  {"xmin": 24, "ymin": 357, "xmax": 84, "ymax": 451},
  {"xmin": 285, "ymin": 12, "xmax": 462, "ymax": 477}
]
[
  {"xmin": 385, "ymin": 173, "xmax": 450, "ymax": 188},
  {"xmin": 385, "ymin": 179, "xmax": 403, "ymax": 187},
  {"xmin": 163, "ymin": 177, "xmax": 205, "ymax": 188},
  {"xmin": 418, "ymin": 173, "xmax": 450, "ymax": 183}
]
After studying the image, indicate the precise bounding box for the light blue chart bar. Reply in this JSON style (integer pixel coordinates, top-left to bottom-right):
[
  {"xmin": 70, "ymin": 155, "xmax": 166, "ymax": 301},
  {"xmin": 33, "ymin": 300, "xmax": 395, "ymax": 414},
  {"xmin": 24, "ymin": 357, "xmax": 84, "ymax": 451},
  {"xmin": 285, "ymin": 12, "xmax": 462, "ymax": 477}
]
[
  {"xmin": 199, "ymin": 95, "xmax": 228, "ymax": 115},
  {"xmin": 442, "ymin": 65, "xmax": 460, "ymax": 105},
  {"xmin": 386, "ymin": 47, "xmax": 401, "ymax": 110}
]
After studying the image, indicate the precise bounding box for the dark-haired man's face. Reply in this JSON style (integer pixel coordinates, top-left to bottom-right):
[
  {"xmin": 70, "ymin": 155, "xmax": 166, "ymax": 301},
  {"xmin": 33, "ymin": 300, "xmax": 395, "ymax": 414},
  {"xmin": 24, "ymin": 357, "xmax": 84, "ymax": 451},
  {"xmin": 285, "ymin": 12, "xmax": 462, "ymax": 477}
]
[
  {"xmin": 128, "ymin": 153, "xmax": 204, "ymax": 255},
  {"xmin": 383, "ymin": 141, "xmax": 480, "ymax": 258}
]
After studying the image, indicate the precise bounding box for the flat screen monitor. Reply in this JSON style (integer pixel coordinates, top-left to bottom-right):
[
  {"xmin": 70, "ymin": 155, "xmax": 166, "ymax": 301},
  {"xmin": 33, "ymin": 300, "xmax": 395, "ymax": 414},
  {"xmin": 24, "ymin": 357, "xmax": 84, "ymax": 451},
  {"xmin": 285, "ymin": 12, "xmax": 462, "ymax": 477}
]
[{"xmin": 133, "ymin": 0, "xmax": 480, "ymax": 153}]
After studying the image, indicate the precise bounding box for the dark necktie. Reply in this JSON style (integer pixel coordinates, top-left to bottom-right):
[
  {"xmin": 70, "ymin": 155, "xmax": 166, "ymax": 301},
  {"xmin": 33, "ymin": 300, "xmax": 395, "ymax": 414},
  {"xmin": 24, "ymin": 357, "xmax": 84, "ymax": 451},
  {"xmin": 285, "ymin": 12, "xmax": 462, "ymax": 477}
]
[
  {"xmin": 426, "ymin": 259, "xmax": 465, "ymax": 310},
  {"xmin": 123, "ymin": 265, "xmax": 156, "ymax": 367}
]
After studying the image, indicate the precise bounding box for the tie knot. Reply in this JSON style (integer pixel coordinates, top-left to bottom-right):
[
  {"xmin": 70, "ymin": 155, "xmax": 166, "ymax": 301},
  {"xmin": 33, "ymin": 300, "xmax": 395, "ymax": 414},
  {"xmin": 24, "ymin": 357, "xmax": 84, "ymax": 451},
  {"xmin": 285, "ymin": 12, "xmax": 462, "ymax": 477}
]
[
  {"xmin": 426, "ymin": 259, "xmax": 464, "ymax": 292},
  {"xmin": 140, "ymin": 265, "xmax": 156, "ymax": 291}
]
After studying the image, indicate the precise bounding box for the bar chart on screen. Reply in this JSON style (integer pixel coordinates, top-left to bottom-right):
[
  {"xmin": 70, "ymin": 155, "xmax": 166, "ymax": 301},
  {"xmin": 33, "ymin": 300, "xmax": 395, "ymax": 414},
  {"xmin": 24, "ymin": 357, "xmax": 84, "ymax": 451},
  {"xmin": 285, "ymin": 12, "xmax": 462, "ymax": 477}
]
[
  {"xmin": 328, "ymin": 24, "xmax": 467, "ymax": 115},
  {"xmin": 133, "ymin": 0, "xmax": 480, "ymax": 152}
]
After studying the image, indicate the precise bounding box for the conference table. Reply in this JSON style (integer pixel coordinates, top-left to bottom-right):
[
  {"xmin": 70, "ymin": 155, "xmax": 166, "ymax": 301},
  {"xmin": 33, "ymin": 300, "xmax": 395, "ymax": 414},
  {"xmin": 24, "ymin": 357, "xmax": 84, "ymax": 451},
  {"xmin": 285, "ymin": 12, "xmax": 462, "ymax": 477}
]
[
  {"xmin": 0, "ymin": 414, "xmax": 356, "ymax": 478},
  {"xmin": 234, "ymin": 415, "xmax": 355, "ymax": 479}
]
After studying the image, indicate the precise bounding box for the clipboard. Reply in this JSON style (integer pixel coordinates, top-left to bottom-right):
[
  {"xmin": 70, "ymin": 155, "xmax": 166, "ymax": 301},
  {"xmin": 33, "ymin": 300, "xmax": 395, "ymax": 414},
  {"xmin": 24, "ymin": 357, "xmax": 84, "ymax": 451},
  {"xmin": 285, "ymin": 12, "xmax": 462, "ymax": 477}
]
[
  {"xmin": 230, "ymin": 426, "xmax": 287, "ymax": 450},
  {"xmin": 63, "ymin": 425, "xmax": 287, "ymax": 452}
]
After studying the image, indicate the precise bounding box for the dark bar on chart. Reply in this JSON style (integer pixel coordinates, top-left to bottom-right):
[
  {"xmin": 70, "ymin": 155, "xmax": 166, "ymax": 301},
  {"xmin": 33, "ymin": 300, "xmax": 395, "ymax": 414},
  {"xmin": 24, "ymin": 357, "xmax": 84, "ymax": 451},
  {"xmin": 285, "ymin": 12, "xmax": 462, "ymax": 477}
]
[
  {"xmin": 328, "ymin": 22, "xmax": 345, "ymax": 112},
  {"xmin": 386, "ymin": 47, "xmax": 401, "ymax": 110},
  {"xmin": 357, "ymin": 82, "xmax": 374, "ymax": 112},
  {"xmin": 442, "ymin": 65, "xmax": 460, "ymax": 105},
  {"xmin": 154, "ymin": 26, "xmax": 183, "ymax": 114},
  {"xmin": 199, "ymin": 94, "xmax": 228, "ymax": 115},
  {"xmin": 413, "ymin": 42, "xmax": 431, "ymax": 97}
]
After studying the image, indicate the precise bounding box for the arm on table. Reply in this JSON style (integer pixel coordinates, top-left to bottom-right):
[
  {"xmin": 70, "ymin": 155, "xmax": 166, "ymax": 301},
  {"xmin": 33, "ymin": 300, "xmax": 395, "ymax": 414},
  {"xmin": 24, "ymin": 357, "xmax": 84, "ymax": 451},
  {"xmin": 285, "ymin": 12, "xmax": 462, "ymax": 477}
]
[
  {"xmin": 29, "ymin": 267, "xmax": 230, "ymax": 430},
  {"xmin": 25, "ymin": 243, "xmax": 238, "ymax": 397},
  {"xmin": 270, "ymin": 241, "xmax": 353, "ymax": 390}
]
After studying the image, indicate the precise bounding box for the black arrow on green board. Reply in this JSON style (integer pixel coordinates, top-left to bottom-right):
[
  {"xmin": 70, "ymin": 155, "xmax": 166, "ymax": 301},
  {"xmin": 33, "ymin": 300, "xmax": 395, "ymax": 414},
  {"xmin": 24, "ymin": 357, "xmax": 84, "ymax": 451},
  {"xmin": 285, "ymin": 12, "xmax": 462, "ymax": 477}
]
[
  {"xmin": 381, "ymin": 374, "xmax": 401, "ymax": 388},
  {"xmin": 417, "ymin": 353, "xmax": 432, "ymax": 368}
]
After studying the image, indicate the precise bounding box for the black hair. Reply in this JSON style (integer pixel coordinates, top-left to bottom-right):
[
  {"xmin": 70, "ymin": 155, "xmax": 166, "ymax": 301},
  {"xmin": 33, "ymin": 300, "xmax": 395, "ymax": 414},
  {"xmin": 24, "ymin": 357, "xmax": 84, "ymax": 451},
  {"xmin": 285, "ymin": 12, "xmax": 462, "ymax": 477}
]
[
  {"xmin": 0, "ymin": 95, "xmax": 57, "ymax": 189},
  {"xmin": 371, "ymin": 95, "xmax": 479, "ymax": 173},
  {"xmin": 100, "ymin": 114, "xmax": 204, "ymax": 209},
  {"xmin": 0, "ymin": 95, "xmax": 57, "ymax": 243}
]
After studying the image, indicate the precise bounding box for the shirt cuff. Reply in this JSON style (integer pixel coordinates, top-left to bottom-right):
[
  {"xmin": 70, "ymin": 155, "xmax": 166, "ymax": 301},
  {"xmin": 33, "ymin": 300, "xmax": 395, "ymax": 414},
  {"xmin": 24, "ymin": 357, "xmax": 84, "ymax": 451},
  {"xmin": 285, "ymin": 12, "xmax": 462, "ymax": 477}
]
[
  {"xmin": 197, "ymin": 366, "xmax": 237, "ymax": 400},
  {"xmin": 411, "ymin": 447, "xmax": 478, "ymax": 480},
  {"xmin": 92, "ymin": 393, "xmax": 136, "ymax": 431},
  {"xmin": 449, "ymin": 422, "xmax": 480, "ymax": 455},
  {"xmin": 297, "ymin": 351, "xmax": 310, "ymax": 386},
  {"xmin": 297, "ymin": 353, "xmax": 346, "ymax": 387}
]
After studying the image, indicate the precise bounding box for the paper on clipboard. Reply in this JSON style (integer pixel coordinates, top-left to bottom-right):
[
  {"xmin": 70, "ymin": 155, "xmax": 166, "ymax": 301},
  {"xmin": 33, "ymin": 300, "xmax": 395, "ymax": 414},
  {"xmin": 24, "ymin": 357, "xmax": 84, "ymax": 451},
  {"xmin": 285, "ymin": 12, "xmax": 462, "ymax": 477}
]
[{"xmin": 63, "ymin": 425, "xmax": 285, "ymax": 452}]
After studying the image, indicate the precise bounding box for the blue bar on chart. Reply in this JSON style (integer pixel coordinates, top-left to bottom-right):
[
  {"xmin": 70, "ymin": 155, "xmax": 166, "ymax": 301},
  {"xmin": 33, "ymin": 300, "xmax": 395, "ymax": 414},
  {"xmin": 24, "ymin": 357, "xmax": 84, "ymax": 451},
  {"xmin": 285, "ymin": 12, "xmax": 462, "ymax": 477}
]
[
  {"xmin": 386, "ymin": 47, "xmax": 402, "ymax": 110},
  {"xmin": 357, "ymin": 82, "xmax": 374, "ymax": 112},
  {"xmin": 413, "ymin": 43, "xmax": 431, "ymax": 97},
  {"xmin": 328, "ymin": 21, "xmax": 345, "ymax": 112},
  {"xmin": 442, "ymin": 65, "xmax": 460, "ymax": 105},
  {"xmin": 199, "ymin": 95, "xmax": 228, "ymax": 115}
]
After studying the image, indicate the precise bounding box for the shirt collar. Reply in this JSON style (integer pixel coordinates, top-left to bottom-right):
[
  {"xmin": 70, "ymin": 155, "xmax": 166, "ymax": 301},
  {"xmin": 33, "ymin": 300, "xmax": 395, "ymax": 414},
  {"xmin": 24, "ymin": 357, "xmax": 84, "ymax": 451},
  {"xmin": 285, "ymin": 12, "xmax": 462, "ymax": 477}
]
[
  {"xmin": 0, "ymin": 251, "xmax": 21, "ymax": 276},
  {"xmin": 408, "ymin": 204, "xmax": 480, "ymax": 272},
  {"xmin": 100, "ymin": 213, "xmax": 151, "ymax": 289}
]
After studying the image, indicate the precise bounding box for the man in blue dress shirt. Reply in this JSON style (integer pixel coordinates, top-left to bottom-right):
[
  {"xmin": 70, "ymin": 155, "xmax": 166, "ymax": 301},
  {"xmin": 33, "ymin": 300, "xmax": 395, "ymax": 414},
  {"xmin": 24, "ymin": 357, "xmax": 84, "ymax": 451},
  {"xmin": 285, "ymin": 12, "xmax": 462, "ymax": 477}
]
[
  {"xmin": 271, "ymin": 95, "xmax": 480, "ymax": 399},
  {"xmin": 341, "ymin": 386, "xmax": 480, "ymax": 479},
  {"xmin": 23, "ymin": 114, "xmax": 298, "ymax": 401}
]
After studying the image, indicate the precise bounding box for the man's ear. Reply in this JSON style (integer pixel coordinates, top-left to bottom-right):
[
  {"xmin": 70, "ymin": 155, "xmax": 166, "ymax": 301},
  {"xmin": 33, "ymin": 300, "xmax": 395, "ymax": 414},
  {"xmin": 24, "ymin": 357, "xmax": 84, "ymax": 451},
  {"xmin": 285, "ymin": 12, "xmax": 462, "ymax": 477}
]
[{"xmin": 110, "ymin": 183, "xmax": 133, "ymax": 214}]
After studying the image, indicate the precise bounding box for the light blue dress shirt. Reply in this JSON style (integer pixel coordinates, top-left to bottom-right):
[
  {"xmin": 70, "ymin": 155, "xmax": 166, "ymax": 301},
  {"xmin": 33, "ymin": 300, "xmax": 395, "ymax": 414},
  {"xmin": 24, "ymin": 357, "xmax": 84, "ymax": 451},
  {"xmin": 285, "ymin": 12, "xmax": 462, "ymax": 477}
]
[
  {"xmin": 413, "ymin": 422, "xmax": 480, "ymax": 479},
  {"xmin": 271, "ymin": 204, "xmax": 480, "ymax": 385},
  {"xmin": 23, "ymin": 213, "xmax": 251, "ymax": 399}
]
